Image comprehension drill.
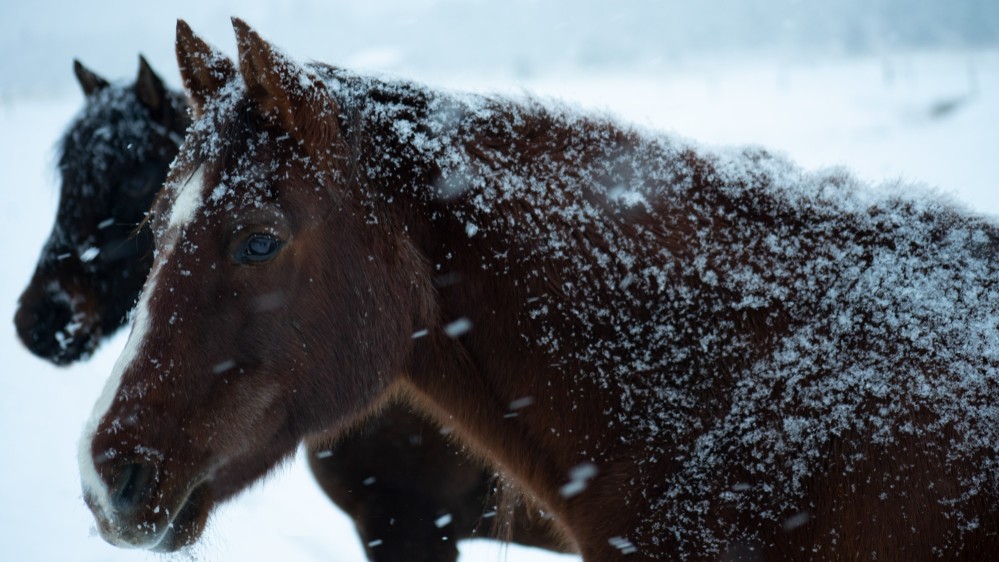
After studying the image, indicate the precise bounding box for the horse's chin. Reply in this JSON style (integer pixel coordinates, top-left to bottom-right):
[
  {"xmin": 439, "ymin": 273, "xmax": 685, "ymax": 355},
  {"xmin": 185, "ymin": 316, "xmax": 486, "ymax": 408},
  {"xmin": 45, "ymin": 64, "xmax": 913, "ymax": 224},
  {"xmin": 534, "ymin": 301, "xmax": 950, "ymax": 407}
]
[{"xmin": 147, "ymin": 486, "xmax": 212, "ymax": 552}]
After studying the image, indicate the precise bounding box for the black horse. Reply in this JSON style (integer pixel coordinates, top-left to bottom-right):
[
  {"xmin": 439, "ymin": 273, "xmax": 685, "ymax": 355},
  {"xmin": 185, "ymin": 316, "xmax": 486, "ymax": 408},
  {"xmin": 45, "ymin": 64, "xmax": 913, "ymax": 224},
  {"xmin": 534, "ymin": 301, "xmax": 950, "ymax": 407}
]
[{"xmin": 15, "ymin": 56, "xmax": 188, "ymax": 364}]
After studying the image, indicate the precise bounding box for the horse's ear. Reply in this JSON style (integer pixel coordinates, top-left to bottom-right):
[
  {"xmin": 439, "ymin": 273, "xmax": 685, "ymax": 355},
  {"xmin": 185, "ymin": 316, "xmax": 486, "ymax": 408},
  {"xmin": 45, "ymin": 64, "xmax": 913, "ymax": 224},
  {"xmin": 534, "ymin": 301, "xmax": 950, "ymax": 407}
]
[
  {"xmin": 134, "ymin": 55, "xmax": 167, "ymax": 117},
  {"xmin": 176, "ymin": 19, "xmax": 236, "ymax": 116},
  {"xmin": 232, "ymin": 17, "xmax": 340, "ymax": 152},
  {"xmin": 73, "ymin": 60, "xmax": 109, "ymax": 96}
]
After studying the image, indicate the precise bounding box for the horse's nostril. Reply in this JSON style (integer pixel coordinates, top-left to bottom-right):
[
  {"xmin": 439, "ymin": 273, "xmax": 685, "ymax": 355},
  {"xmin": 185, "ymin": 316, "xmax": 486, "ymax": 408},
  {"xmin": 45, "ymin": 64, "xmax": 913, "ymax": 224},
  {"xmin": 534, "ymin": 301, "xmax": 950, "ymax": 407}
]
[{"xmin": 110, "ymin": 462, "xmax": 157, "ymax": 513}]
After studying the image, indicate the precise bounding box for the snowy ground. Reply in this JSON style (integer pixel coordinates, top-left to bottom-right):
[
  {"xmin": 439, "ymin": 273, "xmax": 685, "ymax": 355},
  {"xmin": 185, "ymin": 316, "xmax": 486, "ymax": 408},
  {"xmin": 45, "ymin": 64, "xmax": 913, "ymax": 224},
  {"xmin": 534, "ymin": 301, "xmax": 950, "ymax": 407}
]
[{"xmin": 1, "ymin": 43, "xmax": 997, "ymax": 561}]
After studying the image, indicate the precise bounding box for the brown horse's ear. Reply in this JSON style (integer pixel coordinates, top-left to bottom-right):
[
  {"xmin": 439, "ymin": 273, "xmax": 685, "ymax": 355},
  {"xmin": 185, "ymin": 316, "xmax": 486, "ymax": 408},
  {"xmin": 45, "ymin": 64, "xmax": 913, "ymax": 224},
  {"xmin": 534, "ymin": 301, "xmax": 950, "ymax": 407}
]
[
  {"xmin": 135, "ymin": 55, "xmax": 167, "ymax": 116},
  {"xmin": 231, "ymin": 17, "xmax": 340, "ymax": 152},
  {"xmin": 176, "ymin": 19, "xmax": 236, "ymax": 116},
  {"xmin": 73, "ymin": 60, "xmax": 109, "ymax": 96}
]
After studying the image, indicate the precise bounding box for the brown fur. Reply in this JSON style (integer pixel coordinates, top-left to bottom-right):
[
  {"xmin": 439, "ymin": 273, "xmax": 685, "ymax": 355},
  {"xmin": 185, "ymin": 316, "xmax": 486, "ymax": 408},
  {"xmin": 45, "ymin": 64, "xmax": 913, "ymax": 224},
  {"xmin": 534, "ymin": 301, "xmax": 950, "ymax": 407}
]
[{"xmin": 79, "ymin": 18, "xmax": 999, "ymax": 561}]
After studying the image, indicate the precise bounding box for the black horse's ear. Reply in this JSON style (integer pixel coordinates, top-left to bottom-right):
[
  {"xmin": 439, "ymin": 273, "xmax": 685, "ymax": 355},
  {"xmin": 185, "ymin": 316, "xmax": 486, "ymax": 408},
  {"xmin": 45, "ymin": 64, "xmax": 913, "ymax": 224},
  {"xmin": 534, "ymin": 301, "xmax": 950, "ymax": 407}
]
[
  {"xmin": 176, "ymin": 19, "xmax": 236, "ymax": 116},
  {"xmin": 135, "ymin": 55, "xmax": 167, "ymax": 116},
  {"xmin": 74, "ymin": 59, "xmax": 110, "ymax": 96}
]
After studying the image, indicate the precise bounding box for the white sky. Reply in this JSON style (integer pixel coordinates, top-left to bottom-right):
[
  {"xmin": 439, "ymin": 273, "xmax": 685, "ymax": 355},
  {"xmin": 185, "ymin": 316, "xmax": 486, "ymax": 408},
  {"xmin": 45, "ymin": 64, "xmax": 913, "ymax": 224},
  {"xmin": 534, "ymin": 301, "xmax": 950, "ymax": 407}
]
[{"xmin": 2, "ymin": 0, "xmax": 997, "ymax": 97}]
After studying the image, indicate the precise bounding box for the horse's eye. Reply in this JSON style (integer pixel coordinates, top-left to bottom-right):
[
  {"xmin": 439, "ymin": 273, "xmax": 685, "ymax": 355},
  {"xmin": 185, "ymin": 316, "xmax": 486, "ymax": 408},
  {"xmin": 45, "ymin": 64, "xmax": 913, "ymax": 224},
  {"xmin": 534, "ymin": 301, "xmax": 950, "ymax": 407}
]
[{"xmin": 235, "ymin": 233, "xmax": 283, "ymax": 264}]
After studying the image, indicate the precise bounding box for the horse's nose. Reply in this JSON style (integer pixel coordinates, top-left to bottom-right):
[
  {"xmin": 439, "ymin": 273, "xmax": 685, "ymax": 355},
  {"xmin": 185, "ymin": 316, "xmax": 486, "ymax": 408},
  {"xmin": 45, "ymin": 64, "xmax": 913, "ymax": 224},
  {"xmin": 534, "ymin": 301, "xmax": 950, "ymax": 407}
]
[
  {"xmin": 14, "ymin": 298, "xmax": 75, "ymax": 362},
  {"xmin": 109, "ymin": 461, "xmax": 159, "ymax": 515}
]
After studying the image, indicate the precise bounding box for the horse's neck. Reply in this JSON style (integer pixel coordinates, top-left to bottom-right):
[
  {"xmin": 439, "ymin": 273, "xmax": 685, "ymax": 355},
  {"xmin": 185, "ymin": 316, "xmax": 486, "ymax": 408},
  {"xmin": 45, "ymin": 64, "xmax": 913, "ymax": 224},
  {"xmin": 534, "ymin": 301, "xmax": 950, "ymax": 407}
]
[
  {"xmin": 374, "ymin": 97, "xmax": 711, "ymax": 529},
  {"xmin": 356, "ymin": 85, "xmax": 818, "ymax": 537}
]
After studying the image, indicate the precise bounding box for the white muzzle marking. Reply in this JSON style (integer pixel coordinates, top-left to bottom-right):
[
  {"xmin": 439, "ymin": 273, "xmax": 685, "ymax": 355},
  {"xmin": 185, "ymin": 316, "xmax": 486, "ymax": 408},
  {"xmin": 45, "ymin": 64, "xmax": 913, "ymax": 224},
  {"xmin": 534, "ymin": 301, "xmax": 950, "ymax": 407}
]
[{"xmin": 78, "ymin": 167, "xmax": 207, "ymax": 525}]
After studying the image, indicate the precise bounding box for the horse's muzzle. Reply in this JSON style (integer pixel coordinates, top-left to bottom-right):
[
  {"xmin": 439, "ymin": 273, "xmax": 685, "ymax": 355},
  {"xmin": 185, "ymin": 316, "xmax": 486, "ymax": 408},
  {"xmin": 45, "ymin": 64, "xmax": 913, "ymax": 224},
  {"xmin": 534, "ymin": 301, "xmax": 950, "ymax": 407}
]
[
  {"xmin": 82, "ymin": 442, "xmax": 211, "ymax": 552},
  {"xmin": 14, "ymin": 279, "xmax": 101, "ymax": 365}
]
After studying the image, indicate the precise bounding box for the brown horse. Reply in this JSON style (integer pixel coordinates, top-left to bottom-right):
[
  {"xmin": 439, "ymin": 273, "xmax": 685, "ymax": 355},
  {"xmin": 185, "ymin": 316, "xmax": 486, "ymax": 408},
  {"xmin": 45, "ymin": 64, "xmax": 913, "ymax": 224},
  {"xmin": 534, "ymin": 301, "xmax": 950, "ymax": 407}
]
[
  {"xmin": 15, "ymin": 58, "xmax": 562, "ymax": 561},
  {"xmin": 80, "ymin": 18, "xmax": 999, "ymax": 560}
]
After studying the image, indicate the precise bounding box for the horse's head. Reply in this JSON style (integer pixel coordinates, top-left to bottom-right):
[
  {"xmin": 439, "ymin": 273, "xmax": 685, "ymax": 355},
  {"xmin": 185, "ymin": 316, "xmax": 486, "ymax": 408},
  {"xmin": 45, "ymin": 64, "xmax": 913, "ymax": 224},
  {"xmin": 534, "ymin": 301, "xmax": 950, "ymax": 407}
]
[
  {"xmin": 79, "ymin": 20, "xmax": 434, "ymax": 551},
  {"xmin": 15, "ymin": 57, "xmax": 188, "ymax": 364}
]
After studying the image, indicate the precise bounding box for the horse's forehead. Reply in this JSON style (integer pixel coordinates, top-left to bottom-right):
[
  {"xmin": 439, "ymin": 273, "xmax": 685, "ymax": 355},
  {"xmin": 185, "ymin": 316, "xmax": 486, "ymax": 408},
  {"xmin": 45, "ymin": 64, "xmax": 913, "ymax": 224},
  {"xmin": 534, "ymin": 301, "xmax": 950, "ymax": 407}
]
[
  {"xmin": 160, "ymin": 98, "xmax": 305, "ymax": 235},
  {"xmin": 186, "ymin": 127, "xmax": 289, "ymax": 201},
  {"xmin": 62, "ymin": 98, "xmax": 158, "ymax": 183},
  {"xmin": 157, "ymin": 155, "xmax": 276, "ymax": 243}
]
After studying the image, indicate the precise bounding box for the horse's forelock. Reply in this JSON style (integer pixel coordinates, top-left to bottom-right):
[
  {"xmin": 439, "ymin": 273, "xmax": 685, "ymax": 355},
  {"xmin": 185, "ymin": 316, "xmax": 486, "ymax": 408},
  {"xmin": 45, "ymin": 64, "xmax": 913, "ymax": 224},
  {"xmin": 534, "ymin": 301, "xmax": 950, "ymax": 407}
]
[
  {"xmin": 153, "ymin": 90, "xmax": 251, "ymax": 221},
  {"xmin": 181, "ymin": 89, "xmax": 344, "ymax": 212}
]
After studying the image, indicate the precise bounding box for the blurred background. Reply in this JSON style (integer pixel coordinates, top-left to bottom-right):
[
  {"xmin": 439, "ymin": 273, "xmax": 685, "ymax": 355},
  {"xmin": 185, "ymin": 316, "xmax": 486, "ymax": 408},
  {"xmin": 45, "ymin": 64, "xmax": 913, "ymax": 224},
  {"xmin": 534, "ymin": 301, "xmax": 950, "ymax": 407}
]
[
  {"xmin": 1, "ymin": 1, "xmax": 997, "ymax": 561},
  {"xmin": 3, "ymin": 0, "xmax": 999, "ymax": 97}
]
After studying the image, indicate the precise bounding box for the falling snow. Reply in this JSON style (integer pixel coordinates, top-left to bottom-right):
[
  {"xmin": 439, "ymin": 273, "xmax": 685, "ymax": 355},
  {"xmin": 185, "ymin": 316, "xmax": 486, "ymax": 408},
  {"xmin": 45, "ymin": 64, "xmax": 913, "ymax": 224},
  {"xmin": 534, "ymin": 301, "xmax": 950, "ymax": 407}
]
[{"xmin": 6, "ymin": 9, "xmax": 998, "ymax": 559}]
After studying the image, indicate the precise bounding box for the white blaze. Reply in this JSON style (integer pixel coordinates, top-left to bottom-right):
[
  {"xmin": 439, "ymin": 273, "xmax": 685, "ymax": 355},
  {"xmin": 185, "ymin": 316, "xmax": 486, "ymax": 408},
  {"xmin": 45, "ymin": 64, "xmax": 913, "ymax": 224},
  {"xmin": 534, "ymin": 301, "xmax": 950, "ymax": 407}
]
[
  {"xmin": 168, "ymin": 167, "xmax": 207, "ymax": 229},
  {"xmin": 78, "ymin": 167, "xmax": 208, "ymax": 521}
]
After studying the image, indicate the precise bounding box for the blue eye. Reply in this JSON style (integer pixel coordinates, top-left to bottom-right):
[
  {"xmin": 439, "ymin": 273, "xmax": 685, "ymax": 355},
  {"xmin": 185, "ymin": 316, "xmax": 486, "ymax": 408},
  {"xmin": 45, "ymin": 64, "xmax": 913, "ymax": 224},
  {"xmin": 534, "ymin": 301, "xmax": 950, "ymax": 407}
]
[{"xmin": 235, "ymin": 233, "xmax": 283, "ymax": 264}]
